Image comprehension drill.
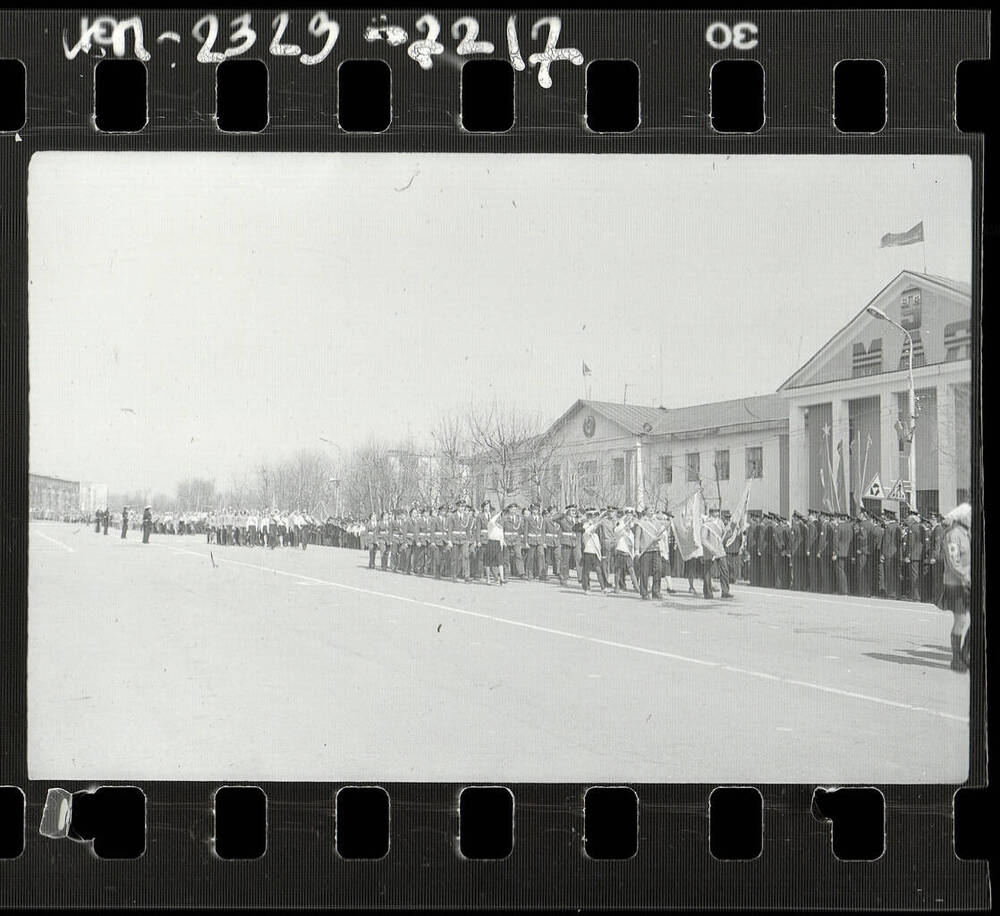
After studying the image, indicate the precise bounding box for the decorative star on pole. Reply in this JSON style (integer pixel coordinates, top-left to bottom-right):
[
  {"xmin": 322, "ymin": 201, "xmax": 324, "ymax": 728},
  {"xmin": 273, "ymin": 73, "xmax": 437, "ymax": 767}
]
[{"xmin": 822, "ymin": 422, "xmax": 831, "ymax": 438}]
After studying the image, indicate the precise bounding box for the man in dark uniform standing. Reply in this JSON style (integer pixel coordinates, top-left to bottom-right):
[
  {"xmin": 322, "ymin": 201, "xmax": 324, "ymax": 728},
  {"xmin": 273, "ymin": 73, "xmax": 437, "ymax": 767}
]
[
  {"xmin": 855, "ymin": 510, "xmax": 872, "ymax": 597},
  {"xmin": 142, "ymin": 506, "xmax": 152, "ymax": 544},
  {"xmin": 882, "ymin": 510, "xmax": 900, "ymax": 597},
  {"xmin": 833, "ymin": 513, "xmax": 853, "ymax": 595},
  {"xmin": 772, "ymin": 515, "xmax": 789, "ymax": 589},
  {"xmin": 905, "ymin": 507, "xmax": 925, "ymax": 602},
  {"xmin": 815, "ymin": 513, "xmax": 830, "ymax": 592},
  {"xmin": 806, "ymin": 510, "xmax": 820, "ymax": 592},
  {"xmin": 120, "ymin": 506, "xmax": 129, "ymax": 539},
  {"xmin": 95, "ymin": 510, "xmax": 101, "ymax": 534},
  {"xmin": 790, "ymin": 512, "xmax": 806, "ymax": 590}
]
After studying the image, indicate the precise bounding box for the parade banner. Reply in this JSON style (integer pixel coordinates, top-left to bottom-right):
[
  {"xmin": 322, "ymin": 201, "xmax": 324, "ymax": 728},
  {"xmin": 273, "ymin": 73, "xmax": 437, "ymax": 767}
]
[
  {"xmin": 724, "ymin": 479, "xmax": 753, "ymax": 549},
  {"xmin": 671, "ymin": 490, "xmax": 704, "ymax": 561},
  {"xmin": 701, "ymin": 516, "xmax": 727, "ymax": 561}
]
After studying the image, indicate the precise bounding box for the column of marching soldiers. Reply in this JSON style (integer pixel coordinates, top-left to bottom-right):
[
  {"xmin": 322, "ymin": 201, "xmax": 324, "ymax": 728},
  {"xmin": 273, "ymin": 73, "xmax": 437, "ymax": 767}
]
[
  {"xmin": 358, "ymin": 500, "xmax": 949, "ymax": 604},
  {"xmin": 92, "ymin": 507, "xmax": 368, "ymax": 549}
]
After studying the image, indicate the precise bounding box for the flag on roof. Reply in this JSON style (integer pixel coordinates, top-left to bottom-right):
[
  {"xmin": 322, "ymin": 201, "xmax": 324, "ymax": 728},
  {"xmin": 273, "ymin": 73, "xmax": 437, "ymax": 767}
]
[{"xmin": 880, "ymin": 221, "xmax": 923, "ymax": 248}]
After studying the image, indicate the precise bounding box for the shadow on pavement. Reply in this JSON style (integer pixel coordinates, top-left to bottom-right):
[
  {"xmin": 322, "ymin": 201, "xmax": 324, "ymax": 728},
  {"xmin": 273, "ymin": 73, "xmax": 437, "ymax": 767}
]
[{"xmin": 864, "ymin": 647, "xmax": 952, "ymax": 670}]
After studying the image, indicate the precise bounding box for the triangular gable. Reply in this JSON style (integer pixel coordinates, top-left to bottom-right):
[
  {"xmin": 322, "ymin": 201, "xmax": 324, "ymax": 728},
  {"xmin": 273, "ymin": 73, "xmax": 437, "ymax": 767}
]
[
  {"xmin": 779, "ymin": 271, "xmax": 971, "ymax": 390},
  {"xmin": 546, "ymin": 399, "xmax": 648, "ymax": 446}
]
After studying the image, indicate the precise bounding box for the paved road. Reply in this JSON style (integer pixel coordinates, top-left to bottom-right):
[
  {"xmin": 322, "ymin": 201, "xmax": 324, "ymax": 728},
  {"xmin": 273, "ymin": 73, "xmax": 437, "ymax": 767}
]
[{"xmin": 28, "ymin": 521, "xmax": 968, "ymax": 783}]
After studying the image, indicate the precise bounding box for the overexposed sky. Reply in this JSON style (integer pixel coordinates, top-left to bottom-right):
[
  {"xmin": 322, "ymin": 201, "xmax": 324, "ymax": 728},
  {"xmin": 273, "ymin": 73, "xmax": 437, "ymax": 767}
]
[{"xmin": 28, "ymin": 153, "xmax": 971, "ymax": 493}]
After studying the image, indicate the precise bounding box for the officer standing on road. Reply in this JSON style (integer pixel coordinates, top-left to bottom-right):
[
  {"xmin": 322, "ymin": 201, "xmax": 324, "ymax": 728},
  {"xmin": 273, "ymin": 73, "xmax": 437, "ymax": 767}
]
[
  {"xmin": 142, "ymin": 506, "xmax": 152, "ymax": 544},
  {"xmin": 120, "ymin": 506, "xmax": 129, "ymax": 539}
]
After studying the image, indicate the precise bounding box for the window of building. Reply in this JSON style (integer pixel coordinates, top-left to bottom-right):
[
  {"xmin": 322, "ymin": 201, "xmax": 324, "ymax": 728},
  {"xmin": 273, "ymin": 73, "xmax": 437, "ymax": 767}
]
[
  {"xmin": 746, "ymin": 446, "xmax": 763, "ymax": 479},
  {"xmin": 660, "ymin": 455, "xmax": 672, "ymax": 485},
  {"xmin": 578, "ymin": 460, "xmax": 597, "ymax": 485},
  {"xmin": 714, "ymin": 449, "xmax": 730, "ymax": 481},
  {"xmin": 612, "ymin": 456, "xmax": 625, "ymax": 485},
  {"xmin": 686, "ymin": 452, "xmax": 700, "ymax": 483}
]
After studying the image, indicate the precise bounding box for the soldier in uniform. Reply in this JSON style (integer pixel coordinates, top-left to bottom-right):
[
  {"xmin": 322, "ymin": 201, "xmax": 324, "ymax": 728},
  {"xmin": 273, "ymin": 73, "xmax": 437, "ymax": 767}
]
[
  {"xmin": 720, "ymin": 513, "xmax": 742, "ymax": 599},
  {"xmin": 524, "ymin": 504, "xmax": 545, "ymax": 580},
  {"xmin": 855, "ymin": 509, "xmax": 872, "ymax": 597},
  {"xmin": 790, "ymin": 512, "xmax": 807, "ymax": 590},
  {"xmin": 612, "ymin": 508, "xmax": 638, "ymax": 593},
  {"xmin": 904, "ymin": 507, "xmax": 924, "ymax": 602},
  {"xmin": 430, "ymin": 506, "xmax": 448, "ymax": 579},
  {"xmin": 142, "ymin": 506, "xmax": 152, "ymax": 544},
  {"xmin": 94, "ymin": 510, "xmax": 101, "ymax": 533},
  {"xmin": 929, "ymin": 513, "xmax": 945, "ymax": 605},
  {"xmin": 448, "ymin": 500, "xmax": 470, "ymax": 581},
  {"xmin": 833, "ymin": 513, "xmax": 853, "ymax": 595},
  {"xmin": 773, "ymin": 514, "xmax": 790, "ymax": 589},
  {"xmin": 554, "ymin": 505, "xmax": 582, "ymax": 587},
  {"xmin": 120, "ymin": 506, "xmax": 129, "ymax": 539},
  {"xmin": 542, "ymin": 506, "xmax": 561, "ymax": 581},
  {"xmin": 634, "ymin": 508, "xmax": 666, "ymax": 599}
]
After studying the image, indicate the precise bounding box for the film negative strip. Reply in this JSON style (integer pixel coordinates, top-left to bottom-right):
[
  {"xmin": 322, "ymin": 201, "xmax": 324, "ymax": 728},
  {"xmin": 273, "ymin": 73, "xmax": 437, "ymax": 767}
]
[{"xmin": 0, "ymin": 7, "xmax": 990, "ymax": 909}]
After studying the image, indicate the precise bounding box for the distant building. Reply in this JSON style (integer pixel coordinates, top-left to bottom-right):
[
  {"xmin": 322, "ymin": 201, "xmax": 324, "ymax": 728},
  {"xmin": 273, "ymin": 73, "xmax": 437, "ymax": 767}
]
[
  {"xmin": 79, "ymin": 481, "xmax": 109, "ymax": 514},
  {"xmin": 29, "ymin": 474, "xmax": 81, "ymax": 518},
  {"xmin": 471, "ymin": 271, "xmax": 971, "ymax": 517}
]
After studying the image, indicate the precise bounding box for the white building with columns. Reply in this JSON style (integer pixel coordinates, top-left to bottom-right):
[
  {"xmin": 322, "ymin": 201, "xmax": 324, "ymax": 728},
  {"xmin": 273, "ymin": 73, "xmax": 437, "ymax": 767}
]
[
  {"xmin": 470, "ymin": 271, "xmax": 970, "ymax": 518},
  {"xmin": 779, "ymin": 270, "xmax": 971, "ymax": 516}
]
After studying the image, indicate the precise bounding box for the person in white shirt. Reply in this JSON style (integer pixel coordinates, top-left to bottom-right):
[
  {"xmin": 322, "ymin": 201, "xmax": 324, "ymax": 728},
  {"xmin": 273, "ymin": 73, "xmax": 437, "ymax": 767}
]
[
  {"xmin": 613, "ymin": 508, "xmax": 640, "ymax": 593},
  {"xmin": 483, "ymin": 500, "xmax": 506, "ymax": 585},
  {"xmin": 580, "ymin": 508, "xmax": 611, "ymax": 593}
]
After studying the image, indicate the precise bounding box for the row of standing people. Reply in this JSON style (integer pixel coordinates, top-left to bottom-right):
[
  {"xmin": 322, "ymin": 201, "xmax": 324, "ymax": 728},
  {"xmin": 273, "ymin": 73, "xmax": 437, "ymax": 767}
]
[{"xmin": 743, "ymin": 507, "xmax": 948, "ymax": 603}]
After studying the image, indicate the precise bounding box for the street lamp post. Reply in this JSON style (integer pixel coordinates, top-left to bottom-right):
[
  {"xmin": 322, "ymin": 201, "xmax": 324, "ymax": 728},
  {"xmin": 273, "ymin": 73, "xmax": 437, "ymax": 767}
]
[{"xmin": 866, "ymin": 305, "xmax": 917, "ymax": 509}]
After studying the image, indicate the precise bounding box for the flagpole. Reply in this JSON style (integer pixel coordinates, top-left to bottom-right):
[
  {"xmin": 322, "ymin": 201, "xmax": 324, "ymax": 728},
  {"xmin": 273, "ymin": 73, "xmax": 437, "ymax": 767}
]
[{"xmin": 921, "ymin": 216, "xmax": 927, "ymax": 273}]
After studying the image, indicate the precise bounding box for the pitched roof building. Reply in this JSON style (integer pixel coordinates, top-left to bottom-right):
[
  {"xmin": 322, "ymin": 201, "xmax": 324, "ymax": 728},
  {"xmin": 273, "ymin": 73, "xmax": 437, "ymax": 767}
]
[{"xmin": 481, "ymin": 271, "xmax": 971, "ymax": 517}]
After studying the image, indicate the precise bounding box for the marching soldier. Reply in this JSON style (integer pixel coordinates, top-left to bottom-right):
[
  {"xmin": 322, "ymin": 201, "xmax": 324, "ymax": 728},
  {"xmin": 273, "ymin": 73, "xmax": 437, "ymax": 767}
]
[
  {"xmin": 502, "ymin": 504, "xmax": 524, "ymax": 578},
  {"xmin": 448, "ymin": 500, "xmax": 470, "ymax": 581},
  {"xmin": 634, "ymin": 508, "xmax": 667, "ymax": 599},
  {"xmin": 612, "ymin": 509, "xmax": 639, "ymax": 593},
  {"xmin": 554, "ymin": 505, "xmax": 582, "ymax": 587},
  {"xmin": 431, "ymin": 506, "xmax": 449, "ymax": 579},
  {"xmin": 542, "ymin": 506, "xmax": 561, "ymax": 581},
  {"xmin": 525, "ymin": 504, "xmax": 545, "ymax": 580}
]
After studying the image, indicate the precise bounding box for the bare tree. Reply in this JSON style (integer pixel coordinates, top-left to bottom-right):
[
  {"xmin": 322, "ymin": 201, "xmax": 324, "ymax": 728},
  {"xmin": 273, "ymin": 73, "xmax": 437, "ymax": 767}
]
[
  {"xmin": 521, "ymin": 430, "xmax": 565, "ymax": 505},
  {"xmin": 466, "ymin": 401, "xmax": 544, "ymax": 509},
  {"xmin": 431, "ymin": 412, "xmax": 470, "ymax": 505}
]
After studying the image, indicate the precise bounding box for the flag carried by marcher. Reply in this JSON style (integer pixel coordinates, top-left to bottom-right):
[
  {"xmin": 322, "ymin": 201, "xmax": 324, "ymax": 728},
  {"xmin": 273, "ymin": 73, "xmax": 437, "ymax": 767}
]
[
  {"xmin": 835, "ymin": 439, "xmax": 847, "ymax": 514},
  {"xmin": 701, "ymin": 515, "xmax": 727, "ymax": 561},
  {"xmin": 724, "ymin": 479, "xmax": 752, "ymax": 549},
  {"xmin": 582, "ymin": 361, "xmax": 592, "ymax": 377},
  {"xmin": 880, "ymin": 221, "xmax": 923, "ymax": 248},
  {"xmin": 670, "ymin": 490, "xmax": 704, "ymax": 560}
]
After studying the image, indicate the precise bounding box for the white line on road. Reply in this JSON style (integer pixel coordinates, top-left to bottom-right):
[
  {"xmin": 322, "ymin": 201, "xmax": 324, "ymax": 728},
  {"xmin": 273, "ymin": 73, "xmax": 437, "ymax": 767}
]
[
  {"xmin": 154, "ymin": 541, "xmax": 968, "ymax": 725},
  {"xmin": 32, "ymin": 529, "xmax": 74, "ymax": 552}
]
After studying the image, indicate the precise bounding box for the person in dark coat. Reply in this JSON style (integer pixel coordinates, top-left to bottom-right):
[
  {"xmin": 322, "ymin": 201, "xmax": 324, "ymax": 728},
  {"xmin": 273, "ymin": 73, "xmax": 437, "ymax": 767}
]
[
  {"xmin": 95, "ymin": 510, "xmax": 101, "ymax": 533},
  {"xmin": 791, "ymin": 512, "xmax": 808, "ymax": 590},
  {"xmin": 882, "ymin": 511, "xmax": 900, "ymax": 598},
  {"xmin": 833, "ymin": 514, "xmax": 853, "ymax": 595},
  {"xmin": 142, "ymin": 506, "xmax": 152, "ymax": 544},
  {"xmin": 855, "ymin": 510, "xmax": 872, "ymax": 597},
  {"xmin": 806, "ymin": 510, "xmax": 821, "ymax": 592},
  {"xmin": 120, "ymin": 507, "xmax": 129, "ymax": 539},
  {"xmin": 904, "ymin": 508, "xmax": 925, "ymax": 602}
]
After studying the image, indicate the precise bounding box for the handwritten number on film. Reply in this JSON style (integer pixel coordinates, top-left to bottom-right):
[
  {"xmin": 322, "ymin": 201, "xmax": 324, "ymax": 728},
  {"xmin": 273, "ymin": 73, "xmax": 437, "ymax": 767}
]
[{"xmin": 64, "ymin": 12, "xmax": 579, "ymax": 87}]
